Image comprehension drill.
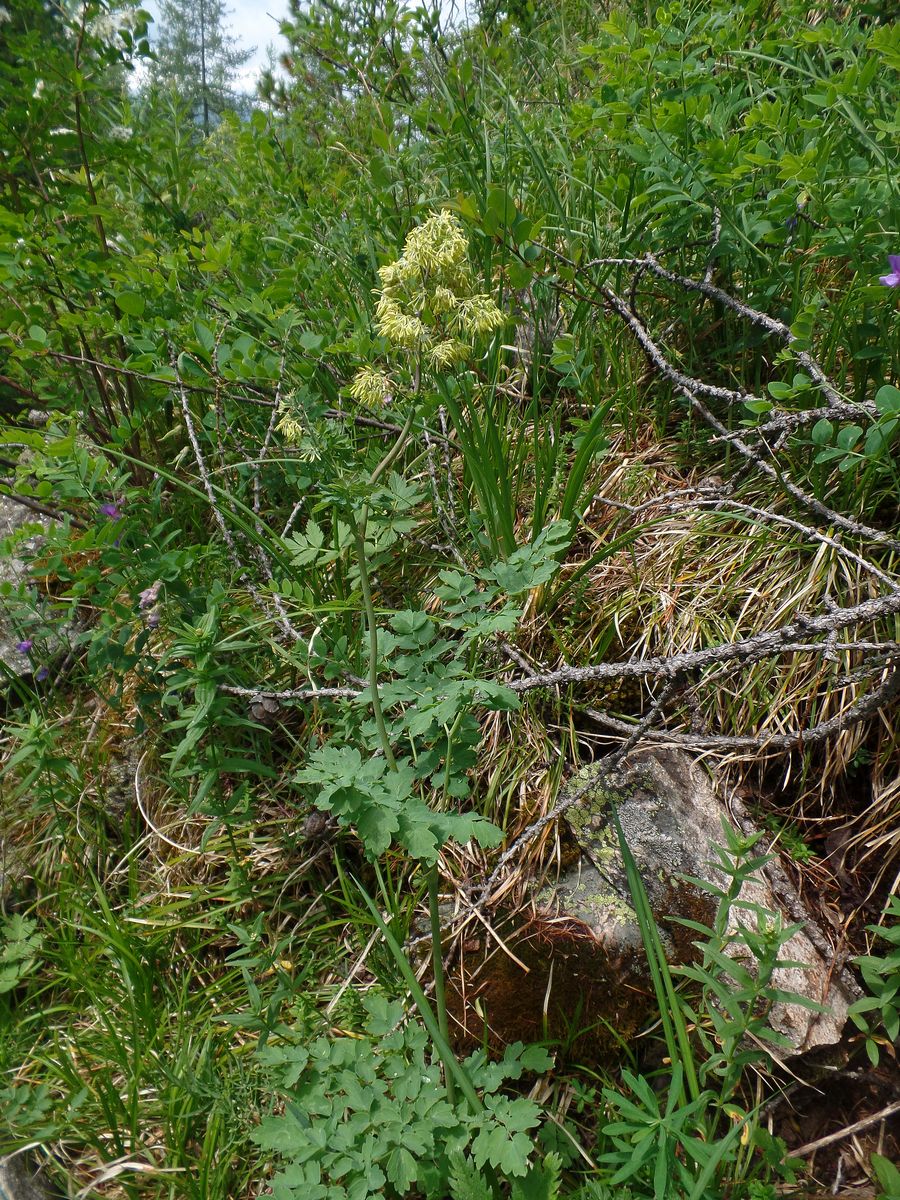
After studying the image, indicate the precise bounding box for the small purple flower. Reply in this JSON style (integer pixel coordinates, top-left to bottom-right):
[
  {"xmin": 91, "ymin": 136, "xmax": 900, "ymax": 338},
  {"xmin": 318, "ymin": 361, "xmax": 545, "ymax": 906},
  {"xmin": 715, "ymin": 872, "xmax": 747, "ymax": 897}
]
[
  {"xmin": 146, "ymin": 608, "xmax": 160, "ymax": 629},
  {"xmin": 879, "ymin": 255, "xmax": 900, "ymax": 288},
  {"xmin": 15, "ymin": 639, "xmax": 33, "ymax": 654},
  {"xmin": 99, "ymin": 502, "xmax": 122, "ymax": 519},
  {"xmin": 35, "ymin": 665, "xmax": 50, "ymax": 682},
  {"xmin": 785, "ymin": 214, "xmax": 799, "ymax": 233},
  {"xmin": 138, "ymin": 581, "xmax": 162, "ymax": 609}
]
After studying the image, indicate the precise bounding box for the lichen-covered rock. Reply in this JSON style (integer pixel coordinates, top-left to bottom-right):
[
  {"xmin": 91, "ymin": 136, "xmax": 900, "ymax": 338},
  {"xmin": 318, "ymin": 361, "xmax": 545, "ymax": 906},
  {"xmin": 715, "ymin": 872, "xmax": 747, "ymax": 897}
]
[
  {"xmin": 539, "ymin": 748, "xmax": 856, "ymax": 1053},
  {"xmin": 0, "ymin": 496, "xmax": 54, "ymax": 679},
  {"xmin": 0, "ymin": 1151, "xmax": 63, "ymax": 1200}
]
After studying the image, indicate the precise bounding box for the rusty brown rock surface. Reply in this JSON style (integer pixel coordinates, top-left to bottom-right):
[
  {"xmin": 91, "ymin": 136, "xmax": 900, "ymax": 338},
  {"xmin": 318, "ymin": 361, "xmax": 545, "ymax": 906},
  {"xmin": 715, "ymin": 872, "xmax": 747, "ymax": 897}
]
[{"xmin": 538, "ymin": 747, "xmax": 858, "ymax": 1053}]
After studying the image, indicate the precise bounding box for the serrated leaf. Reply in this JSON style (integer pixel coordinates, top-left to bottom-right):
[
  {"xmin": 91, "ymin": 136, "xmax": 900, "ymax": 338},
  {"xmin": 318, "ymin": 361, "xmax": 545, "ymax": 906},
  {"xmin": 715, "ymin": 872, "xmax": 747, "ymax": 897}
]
[
  {"xmin": 517, "ymin": 1045, "xmax": 555, "ymax": 1073},
  {"xmin": 385, "ymin": 1146, "xmax": 417, "ymax": 1191},
  {"xmin": 356, "ymin": 804, "xmax": 400, "ymax": 858}
]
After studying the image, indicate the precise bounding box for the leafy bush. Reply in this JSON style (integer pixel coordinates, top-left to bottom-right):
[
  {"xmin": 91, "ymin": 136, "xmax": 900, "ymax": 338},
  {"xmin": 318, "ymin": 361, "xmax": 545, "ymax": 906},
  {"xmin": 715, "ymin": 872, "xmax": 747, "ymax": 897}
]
[
  {"xmin": 849, "ymin": 895, "xmax": 900, "ymax": 1065},
  {"xmin": 1, "ymin": 0, "xmax": 899, "ymax": 1195},
  {"xmin": 253, "ymin": 993, "xmax": 554, "ymax": 1199}
]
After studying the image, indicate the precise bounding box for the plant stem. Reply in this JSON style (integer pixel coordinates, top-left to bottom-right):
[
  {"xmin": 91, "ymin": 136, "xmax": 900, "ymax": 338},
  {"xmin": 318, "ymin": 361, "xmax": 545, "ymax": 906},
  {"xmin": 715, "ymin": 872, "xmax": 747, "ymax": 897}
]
[
  {"xmin": 354, "ymin": 403, "xmax": 417, "ymax": 771},
  {"xmin": 355, "ymin": 872, "xmax": 482, "ymax": 1114},
  {"xmin": 354, "ymin": 519, "xmax": 397, "ymax": 771},
  {"xmin": 355, "ymin": 395, "xmax": 463, "ymax": 1103},
  {"xmin": 369, "ymin": 404, "xmax": 417, "ymax": 489},
  {"xmin": 427, "ymin": 862, "xmax": 455, "ymax": 1105}
]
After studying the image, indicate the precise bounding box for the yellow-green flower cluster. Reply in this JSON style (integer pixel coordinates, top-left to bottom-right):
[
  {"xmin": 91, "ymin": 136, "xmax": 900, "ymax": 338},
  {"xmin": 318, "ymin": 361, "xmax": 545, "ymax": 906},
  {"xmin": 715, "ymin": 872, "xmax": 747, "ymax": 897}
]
[
  {"xmin": 276, "ymin": 400, "xmax": 305, "ymax": 444},
  {"xmin": 347, "ymin": 365, "xmax": 393, "ymax": 407},
  {"xmin": 370, "ymin": 209, "xmax": 505, "ymax": 374}
]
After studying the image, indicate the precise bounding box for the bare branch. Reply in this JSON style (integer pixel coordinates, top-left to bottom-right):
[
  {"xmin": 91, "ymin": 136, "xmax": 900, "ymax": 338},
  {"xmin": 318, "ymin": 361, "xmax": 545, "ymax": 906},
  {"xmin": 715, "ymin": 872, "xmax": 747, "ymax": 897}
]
[
  {"xmin": 641, "ymin": 253, "xmax": 864, "ymax": 415},
  {"xmin": 174, "ymin": 356, "xmax": 305, "ymax": 643},
  {"xmin": 220, "ymin": 684, "xmax": 360, "ymax": 701},
  {"xmin": 594, "ymin": 487, "xmax": 900, "ymax": 591},
  {"xmin": 686, "ymin": 391, "xmax": 900, "ymax": 552}
]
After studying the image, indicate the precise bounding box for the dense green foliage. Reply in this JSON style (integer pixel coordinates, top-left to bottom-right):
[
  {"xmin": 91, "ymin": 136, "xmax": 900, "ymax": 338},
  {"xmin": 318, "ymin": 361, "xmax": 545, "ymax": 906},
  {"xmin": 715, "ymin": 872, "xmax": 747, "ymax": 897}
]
[{"xmin": 1, "ymin": 0, "xmax": 899, "ymax": 1196}]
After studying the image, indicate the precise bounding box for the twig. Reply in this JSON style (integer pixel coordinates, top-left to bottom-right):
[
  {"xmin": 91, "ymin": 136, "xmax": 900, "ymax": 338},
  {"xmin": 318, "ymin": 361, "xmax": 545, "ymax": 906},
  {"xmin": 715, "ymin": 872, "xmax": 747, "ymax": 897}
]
[
  {"xmin": 479, "ymin": 766, "xmax": 609, "ymax": 904},
  {"xmin": 575, "ymin": 244, "xmax": 862, "ymax": 416},
  {"xmin": 174, "ymin": 356, "xmax": 304, "ymax": 643},
  {"xmin": 703, "ymin": 206, "xmax": 721, "ymax": 285},
  {"xmin": 598, "ymin": 283, "xmax": 758, "ymax": 408},
  {"xmin": 0, "ymin": 488, "xmax": 87, "ymax": 529},
  {"xmin": 49, "ymin": 350, "xmax": 216, "ymax": 393},
  {"xmin": 605, "ymin": 674, "xmax": 681, "ymax": 766},
  {"xmin": 588, "ymin": 278, "xmax": 888, "ymax": 558},
  {"xmin": 220, "ymin": 684, "xmax": 360, "ymax": 701},
  {"xmin": 477, "ymin": 662, "xmax": 898, "ymax": 904},
  {"xmin": 580, "ymin": 660, "xmax": 899, "ymax": 749},
  {"xmin": 508, "ymin": 583, "xmax": 900, "ymax": 693},
  {"xmin": 791, "ymin": 1098, "xmax": 900, "ymax": 1158},
  {"xmin": 325, "ymin": 929, "xmax": 380, "ymax": 1016},
  {"xmin": 281, "ymin": 499, "xmax": 305, "ymax": 539},
  {"xmin": 687, "ymin": 392, "xmax": 900, "ymax": 552},
  {"xmin": 713, "ymin": 401, "xmax": 876, "ymax": 443},
  {"xmin": 641, "ymin": 253, "xmax": 862, "ymax": 415}
]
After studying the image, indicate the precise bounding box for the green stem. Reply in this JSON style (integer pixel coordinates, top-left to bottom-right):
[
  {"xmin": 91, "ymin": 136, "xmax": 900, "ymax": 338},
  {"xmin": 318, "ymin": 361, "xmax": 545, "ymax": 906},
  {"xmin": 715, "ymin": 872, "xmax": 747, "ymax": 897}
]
[
  {"xmin": 427, "ymin": 863, "xmax": 455, "ymax": 1106},
  {"xmin": 354, "ymin": 404, "xmax": 418, "ymax": 771},
  {"xmin": 354, "ymin": 518, "xmax": 397, "ymax": 771},
  {"xmin": 355, "ymin": 872, "xmax": 481, "ymax": 1115},
  {"xmin": 369, "ymin": 404, "xmax": 417, "ymax": 489},
  {"xmin": 355, "ymin": 391, "xmax": 465, "ymax": 1098}
]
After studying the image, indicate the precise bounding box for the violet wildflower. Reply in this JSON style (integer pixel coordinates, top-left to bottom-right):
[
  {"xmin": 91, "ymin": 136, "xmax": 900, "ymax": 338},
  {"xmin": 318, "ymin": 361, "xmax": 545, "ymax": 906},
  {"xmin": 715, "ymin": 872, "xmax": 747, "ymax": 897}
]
[
  {"xmin": 35, "ymin": 666, "xmax": 50, "ymax": 682},
  {"xmin": 146, "ymin": 608, "xmax": 160, "ymax": 629},
  {"xmin": 879, "ymin": 255, "xmax": 900, "ymax": 288},
  {"xmin": 138, "ymin": 581, "xmax": 161, "ymax": 609},
  {"xmin": 15, "ymin": 639, "xmax": 33, "ymax": 654},
  {"xmin": 99, "ymin": 502, "xmax": 122, "ymax": 519},
  {"xmin": 785, "ymin": 214, "xmax": 799, "ymax": 233}
]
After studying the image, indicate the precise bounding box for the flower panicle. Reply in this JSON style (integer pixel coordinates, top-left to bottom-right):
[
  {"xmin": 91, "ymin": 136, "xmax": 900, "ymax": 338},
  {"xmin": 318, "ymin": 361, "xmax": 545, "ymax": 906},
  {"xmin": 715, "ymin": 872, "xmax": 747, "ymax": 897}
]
[
  {"xmin": 454, "ymin": 293, "xmax": 506, "ymax": 337},
  {"xmin": 374, "ymin": 296, "xmax": 428, "ymax": 347},
  {"xmin": 276, "ymin": 404, "xmax": 305, "ymax": 444},
  {"xmin": 400, "ymin": 209, "xmax": 468, "ymax": 276},
  {"xmin": 348, "ymin": 366, "xmax": 393, "ymax": 407},
  {"xmin": 426, "ymin": 339, "xmax": 468, "ymax": 370},
  {"xmin": 345, "ymin": 211, "xmax": 509, "ymax": 407},
  {"xmin": 371, "ymin": 210, "xmax": 507, "ymax": 359}
]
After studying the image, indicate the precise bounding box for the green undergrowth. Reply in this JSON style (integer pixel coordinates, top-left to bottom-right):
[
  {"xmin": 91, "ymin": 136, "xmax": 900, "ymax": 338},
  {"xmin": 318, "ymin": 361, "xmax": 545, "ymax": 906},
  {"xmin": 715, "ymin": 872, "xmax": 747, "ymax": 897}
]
[{"xmin": 2, "ymin": 0, "xmax": 900, "ymax": 1195}]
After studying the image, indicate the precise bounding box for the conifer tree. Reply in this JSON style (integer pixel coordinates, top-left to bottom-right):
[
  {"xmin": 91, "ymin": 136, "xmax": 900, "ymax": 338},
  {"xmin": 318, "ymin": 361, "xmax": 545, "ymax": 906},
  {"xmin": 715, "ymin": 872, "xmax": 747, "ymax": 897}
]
[{"xmin": 150, "ymin": 0, "xmax": 253, "ymax": 133}]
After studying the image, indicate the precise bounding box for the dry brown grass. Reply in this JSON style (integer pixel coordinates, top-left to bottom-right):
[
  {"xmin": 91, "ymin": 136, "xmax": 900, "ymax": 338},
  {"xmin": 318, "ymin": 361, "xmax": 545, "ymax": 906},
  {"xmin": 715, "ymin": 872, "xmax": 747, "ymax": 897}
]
[{"xmin": 481, "ymin": 431, "xmax": 900, "ymax": 892}]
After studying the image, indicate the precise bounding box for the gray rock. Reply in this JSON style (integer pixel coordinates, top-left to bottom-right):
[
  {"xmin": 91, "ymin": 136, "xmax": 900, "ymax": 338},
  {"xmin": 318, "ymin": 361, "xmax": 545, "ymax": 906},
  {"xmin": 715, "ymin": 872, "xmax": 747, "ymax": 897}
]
[
  {"xmin": 0, "ymin": 496, "xmax": 55, "ymax": 679},
  {"xmin": 1, "ymin": 846, "xmax": 24, "ymax": 914},
  {"xmin": 537, "ymin": 747, "xmax": 857, "ymax": 1053},
  {"xmin": 0, "ymin": 1151, "xmax": 62, "ymax": 1200}
]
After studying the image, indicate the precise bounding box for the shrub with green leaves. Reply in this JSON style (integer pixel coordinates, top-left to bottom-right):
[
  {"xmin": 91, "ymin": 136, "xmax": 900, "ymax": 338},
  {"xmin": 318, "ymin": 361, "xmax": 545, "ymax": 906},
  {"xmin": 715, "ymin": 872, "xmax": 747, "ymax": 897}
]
[
  {"xmin": 849, "ymin": 895, "xmax": 900, "ymax": 1066},
  {"xmin": 253, "ymin": 992, "xmax": 554, "ymax": 1199}
]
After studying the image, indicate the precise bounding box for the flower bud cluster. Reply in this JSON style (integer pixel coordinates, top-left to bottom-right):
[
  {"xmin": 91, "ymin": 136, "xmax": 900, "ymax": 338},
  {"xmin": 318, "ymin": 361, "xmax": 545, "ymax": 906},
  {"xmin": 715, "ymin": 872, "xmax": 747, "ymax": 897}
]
[{"xmin": 350, "ymin": 210, "xmax": 506, "ymax": 397}]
